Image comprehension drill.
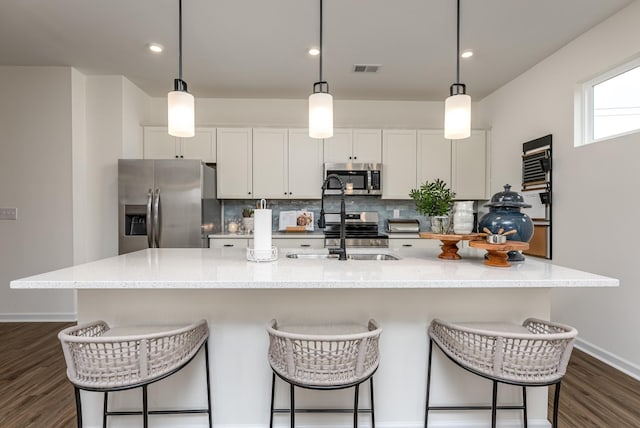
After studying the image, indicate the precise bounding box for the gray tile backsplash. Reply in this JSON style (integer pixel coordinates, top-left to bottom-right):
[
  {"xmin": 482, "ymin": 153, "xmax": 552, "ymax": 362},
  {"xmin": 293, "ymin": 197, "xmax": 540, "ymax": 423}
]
[{"xmin": 222, "ymin": 198, "xmax": 477, "ymax": 233}]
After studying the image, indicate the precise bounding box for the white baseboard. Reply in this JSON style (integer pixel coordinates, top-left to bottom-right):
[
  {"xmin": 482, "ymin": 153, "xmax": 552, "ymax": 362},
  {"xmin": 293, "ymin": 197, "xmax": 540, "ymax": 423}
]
[
  {"xmin": 0, "ymin": 312, "xmax": 77, "ymax": 322},
  {"xmin": 575, "ymin": 338, "xmax": 640, "ymax": 381}
]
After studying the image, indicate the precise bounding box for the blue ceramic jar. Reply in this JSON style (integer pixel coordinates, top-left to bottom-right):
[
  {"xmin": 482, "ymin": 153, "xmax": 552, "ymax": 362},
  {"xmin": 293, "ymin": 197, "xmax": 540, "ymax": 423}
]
[{"xmin": 478, "ymin": 184, "xmax": 533, "ymax": 262}]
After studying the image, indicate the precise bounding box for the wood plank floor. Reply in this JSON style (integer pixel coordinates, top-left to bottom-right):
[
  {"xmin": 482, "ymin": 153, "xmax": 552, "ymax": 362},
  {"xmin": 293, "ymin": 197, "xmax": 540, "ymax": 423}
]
[{"xmin": 1, "ymin": 322, "xmax": 639, "ymax": 427}]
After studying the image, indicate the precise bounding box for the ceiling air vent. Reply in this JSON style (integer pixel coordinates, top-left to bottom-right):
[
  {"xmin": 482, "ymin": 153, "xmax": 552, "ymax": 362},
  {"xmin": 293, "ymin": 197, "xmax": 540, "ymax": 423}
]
[{"xmin": 353, "ymin": 64, "xmax": 380, "ymax": 73}]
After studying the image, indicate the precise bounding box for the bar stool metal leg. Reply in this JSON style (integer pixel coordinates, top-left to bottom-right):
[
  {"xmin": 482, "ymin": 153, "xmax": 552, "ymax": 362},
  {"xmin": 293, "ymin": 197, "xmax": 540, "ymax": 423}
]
[
  {"xmin": 424, "ymin": 338, "xmax": 434, "ymax": 428},
  {"xmin": 204, "ymin": 341, "xmax": 213, "ymax": 428},
  {"xmin": 552, "ymin": 382, "xmax": 562, "ymax": 428},
  {"xmin": 142, "ymin": 384, "xmax": 149, "ymax": 428},
  {"xmin": 290, "ymin": 383, "xmax": 295, "ymax": 428},
  {"xmin": 354, "ymin": 383, "xmax": 360, "ymax": 428},
  {"xmin": 522, "ymin": 386, "xmax": 528, "ymax": 428},
  {"xmin": 102, "ymin": 392, "xmax": 108, "ymax": 428},
  {"xmin": 270, "ymin": 372, "xmax": 276, "ymax": 428},
  {"xmin": 74, "ymin": 387, "xmax": 82, "ymax": 428},
  {"xmin": 491, "ymin": 380, "xmax": 498, "ymax": 428},
  {"xmin": 370, "ymin": 377, "xmax": 376, "ymax": 428}
]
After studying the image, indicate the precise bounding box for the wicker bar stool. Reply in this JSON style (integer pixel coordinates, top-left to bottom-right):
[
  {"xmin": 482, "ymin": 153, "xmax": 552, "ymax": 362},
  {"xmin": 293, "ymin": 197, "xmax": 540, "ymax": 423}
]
[
  {"xmin": 425, "ymin": 318, "xmax": 577, "ymax": 428},
  {"xmin": 58, "ymin": 319, "xmax": 212, "ymax": 428},
  {"xmin": 267, "ymin": 319, "xmax": 382, "ymax": 428}
]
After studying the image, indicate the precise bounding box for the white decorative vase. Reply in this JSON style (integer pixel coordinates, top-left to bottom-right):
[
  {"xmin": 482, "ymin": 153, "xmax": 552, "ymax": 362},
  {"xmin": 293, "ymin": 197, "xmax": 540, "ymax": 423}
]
[
  {"xmin": 242, "ymin": 217, "xmax": 254, "ymax": 234},
  {"xmin": 453, "ymin": 201, "xmax": 474, "ymax": 234}
]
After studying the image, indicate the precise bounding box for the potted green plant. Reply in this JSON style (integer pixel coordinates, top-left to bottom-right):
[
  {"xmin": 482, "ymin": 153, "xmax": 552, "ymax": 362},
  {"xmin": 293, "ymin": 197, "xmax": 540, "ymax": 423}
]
[{"xmin": 409, "ymin": 179, "xmax": 456, "ymax": 233}]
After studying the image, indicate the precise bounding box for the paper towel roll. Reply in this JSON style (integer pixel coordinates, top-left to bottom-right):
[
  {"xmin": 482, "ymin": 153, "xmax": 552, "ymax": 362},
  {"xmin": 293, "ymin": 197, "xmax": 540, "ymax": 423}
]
[{"xmin": 253, "ymin": 208, "xmax": 272, "ymax": 257}]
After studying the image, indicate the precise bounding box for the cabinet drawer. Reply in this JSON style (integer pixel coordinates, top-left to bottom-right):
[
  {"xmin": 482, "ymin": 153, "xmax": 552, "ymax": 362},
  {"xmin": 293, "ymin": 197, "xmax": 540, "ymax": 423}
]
[
  {"xmin": 210, "ymin": 238, "xmax": 249, "ymax": 248},
  {"xmin": 389, "ymin": 238, "xmax": 440, "ymax": 250},
  {"xmin": 272, "ymin": 238, "xmax": 323, "ymax": 249}
]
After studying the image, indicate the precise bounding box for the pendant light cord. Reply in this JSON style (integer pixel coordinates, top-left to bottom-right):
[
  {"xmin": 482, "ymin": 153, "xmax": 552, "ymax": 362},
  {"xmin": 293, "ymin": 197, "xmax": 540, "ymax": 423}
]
[
  {"xmin": 455, "ymin": 0, "xmax": 460, "ymax": 84},
  {"xmin": 319, "ymin": 0, "xmax": 323, "ymax": 83},
  {"xmin": 178, "ymin": 0, "xmax": 183, "ymax": 81}
]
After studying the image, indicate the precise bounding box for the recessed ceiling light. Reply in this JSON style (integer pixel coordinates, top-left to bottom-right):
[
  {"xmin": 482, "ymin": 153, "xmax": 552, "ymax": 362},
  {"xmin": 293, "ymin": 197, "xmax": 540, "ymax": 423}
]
[
  {"xmin": 461, "ymin": 50, "xmax": 473, "ymax": 59},
  {"xmin": 147, "ymin": 43, "xmax": 164, "ymax": 54},
  {"xmin": 308, "ymin": 47, "xmax": 320, "ymax": 56}
]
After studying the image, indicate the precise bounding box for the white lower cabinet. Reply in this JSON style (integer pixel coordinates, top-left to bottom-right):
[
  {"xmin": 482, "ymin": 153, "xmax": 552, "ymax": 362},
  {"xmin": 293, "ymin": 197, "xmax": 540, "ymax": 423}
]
[
  {"xmin": 389, "ymin": 238, "xmax": 440, "ymax": 250},
  {"xmin": 210, "ymin": 237, "xmax": 323, "ymax": 249}
]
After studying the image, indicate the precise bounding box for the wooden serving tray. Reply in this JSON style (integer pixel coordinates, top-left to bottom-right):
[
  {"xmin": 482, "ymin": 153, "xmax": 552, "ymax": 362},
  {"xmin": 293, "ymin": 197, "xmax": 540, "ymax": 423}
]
[
  {"xmin": 469, "ymin": 240, "xmax": 530, "ymax": 267},
  {"xmin": 419, "ymin": 232, "xmax": 486, "ymax": 260},
  {"xmin": 285, "ymin": 226, "xmax": 307, "ymax": 232}
]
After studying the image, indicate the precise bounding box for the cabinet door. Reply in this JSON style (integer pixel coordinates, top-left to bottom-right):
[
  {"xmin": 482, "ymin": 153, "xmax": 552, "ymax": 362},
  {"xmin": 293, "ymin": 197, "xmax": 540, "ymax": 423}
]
[
  {"xmin": 143, "ymin": 127, "xmax": 179, "ymax": 159},
  {"xmin": 288, "ymin": 129, "xmax": 324, "ymax": 199},
  {"xmin": 382, "ymin": 130, "xmax": 417, "ymax": 199},
  {"xmin": 323, "ymin": 129, "xmax": 353, "ymax": 163},
  {"xmin": 417, "ymin": 130, "xmax": 452, "ymax": 188},
  {"xmin": 181, "ymin": 127, "xmax": 216, "ymax": 162},
  {"xmin": 452, "ymin": 130, "xmax": 488, "ymax": 200},
  {"xmin": 353, "ymin": 129, "xmax": 382, "ymax": 163},
  {"xmin": 253, "ymin": 128, "xmax": 288, "ymax": 199},
  {"xmin": 216, "ymin": 128, "xmax": 253, "ymax": 199}
]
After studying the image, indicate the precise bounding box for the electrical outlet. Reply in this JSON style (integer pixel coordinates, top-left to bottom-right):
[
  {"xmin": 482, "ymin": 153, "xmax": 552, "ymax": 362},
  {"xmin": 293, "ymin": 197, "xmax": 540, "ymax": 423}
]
[
  {"xmin": 393, "ymin": 209, "xmax": 400, "ymax": 218},
  {"xmin": 0, "ymin": 207, "xmax": 17, "ymax": 220}
]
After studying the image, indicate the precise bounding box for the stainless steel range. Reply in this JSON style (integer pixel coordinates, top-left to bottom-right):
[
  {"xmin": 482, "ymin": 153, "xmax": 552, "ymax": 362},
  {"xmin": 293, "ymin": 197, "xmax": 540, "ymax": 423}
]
[{"xmin": 323, "ymin": 211, "xmax": 388, "ymax": 248}]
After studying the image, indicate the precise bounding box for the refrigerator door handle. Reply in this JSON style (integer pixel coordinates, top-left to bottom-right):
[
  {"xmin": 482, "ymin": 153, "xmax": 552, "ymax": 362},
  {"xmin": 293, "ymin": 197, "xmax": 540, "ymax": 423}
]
[
  {"xmin": 153, "ymin": 188, "xmax": 161, "ymax": 247},
  {"xmin": 146, "ymin": 188, "xmax": 154, "ymax": 249}
]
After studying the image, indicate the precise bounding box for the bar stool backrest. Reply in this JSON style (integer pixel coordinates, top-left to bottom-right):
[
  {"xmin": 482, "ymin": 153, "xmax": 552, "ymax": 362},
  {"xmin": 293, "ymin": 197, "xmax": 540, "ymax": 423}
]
[
  {"xmin": 58, "ymin": 319, "xmax": 209, "ymax": 389},
  {"xmin": 429, "ymin": 318, "xmax": 577, "ymax": 384},
  {"xmin": 267, "ymin": 319, "xmax": 382, "ymax": 387}
]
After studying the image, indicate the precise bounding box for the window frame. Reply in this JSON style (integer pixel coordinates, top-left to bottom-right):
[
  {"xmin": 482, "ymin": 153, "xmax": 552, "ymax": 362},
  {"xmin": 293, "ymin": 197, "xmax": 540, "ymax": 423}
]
[{"xmin": 578, "ymin": 56, "xmax": 640, "ymax": 146}]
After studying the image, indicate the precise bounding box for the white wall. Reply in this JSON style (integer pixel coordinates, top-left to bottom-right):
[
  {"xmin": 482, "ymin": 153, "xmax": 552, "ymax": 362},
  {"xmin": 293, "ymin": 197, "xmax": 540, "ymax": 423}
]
[
  {"xmin": 0, "ymin": 66, "xmax": 76, "ymax": 320},
  {"xmin": 1, "ymin": 69, "xmax": 151, "ymax": 320},
  {"xmin": 480, "ymin": 1, "xmax": 640, "ymax": 376}
]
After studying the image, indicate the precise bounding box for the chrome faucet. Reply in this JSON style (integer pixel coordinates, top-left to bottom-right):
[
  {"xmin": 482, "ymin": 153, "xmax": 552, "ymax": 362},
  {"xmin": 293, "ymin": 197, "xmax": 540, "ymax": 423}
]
[{"xmin": 318, "ymin": 174, "xmax": 347, "ymax": 260}]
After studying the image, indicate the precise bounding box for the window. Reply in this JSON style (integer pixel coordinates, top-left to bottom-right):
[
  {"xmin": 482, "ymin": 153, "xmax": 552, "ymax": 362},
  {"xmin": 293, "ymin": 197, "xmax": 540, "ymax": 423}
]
[{"xmin": 578, "ymin": 57, "xmax": 640, "ymax": 146}]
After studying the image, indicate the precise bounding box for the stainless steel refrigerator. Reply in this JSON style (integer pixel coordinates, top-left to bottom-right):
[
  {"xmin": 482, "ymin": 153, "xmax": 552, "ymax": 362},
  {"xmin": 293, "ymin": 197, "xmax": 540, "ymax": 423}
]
[{"xmin": 118, "ymin": 159, "xmax": 221, "ymax": 254}]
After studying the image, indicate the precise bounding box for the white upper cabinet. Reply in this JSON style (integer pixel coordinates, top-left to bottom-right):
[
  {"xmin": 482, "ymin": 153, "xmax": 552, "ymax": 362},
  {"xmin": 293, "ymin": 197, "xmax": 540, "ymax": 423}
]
[
  {"xmin": 324, "ymin": 129, "xmax": 382, "ymax": 163},
  {"xmin": 417, "ymin": 130, "xmax": 452, "ymax": 189},
  {"xmin": 143, "ymin": 126, "xmax": 216, "ymax": 162},
  {"xmin": 288, "ymin": 129, "xmax": 324, "ymax": 199},
  {"xmin": 451, "ymin": 130, "xmax": 489, "ymax": 200},
  {"xmin": 252, "ymin": 128, "xmax": 288, "ymax": 199},
  {"xmin": 382, "ymin": 130, "xmax": 417, "ymax": 199},
  {"xmin": 216, "ymin": 128, "xmax": 253, "ymax": 199}
]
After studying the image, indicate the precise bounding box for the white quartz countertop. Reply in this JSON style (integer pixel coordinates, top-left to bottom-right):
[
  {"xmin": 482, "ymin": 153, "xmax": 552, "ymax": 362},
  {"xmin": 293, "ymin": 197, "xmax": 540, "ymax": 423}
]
[{"xmin": 11, "ymin": 248, "xmax": 618, "ymax": 290}]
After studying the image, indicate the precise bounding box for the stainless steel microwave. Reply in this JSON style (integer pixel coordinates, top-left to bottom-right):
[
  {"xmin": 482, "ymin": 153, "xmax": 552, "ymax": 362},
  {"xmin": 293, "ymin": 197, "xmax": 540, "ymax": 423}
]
[{"xmin": 323, "ymin": 163, "xmax": 382, "ymax": 195}]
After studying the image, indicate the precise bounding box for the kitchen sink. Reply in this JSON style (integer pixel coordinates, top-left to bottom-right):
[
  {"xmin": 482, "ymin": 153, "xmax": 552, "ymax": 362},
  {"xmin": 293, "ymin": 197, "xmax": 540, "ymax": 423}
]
[{"xmin": 286, "ymin": 252, "xmax": 400, "ymax": 261}]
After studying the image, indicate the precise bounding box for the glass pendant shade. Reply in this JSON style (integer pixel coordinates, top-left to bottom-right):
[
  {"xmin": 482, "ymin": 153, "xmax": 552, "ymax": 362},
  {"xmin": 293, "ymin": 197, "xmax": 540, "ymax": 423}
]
[
  {"xmin": 444, "ymin": 93, "xmax": 471, "ymax": 139},
  {"xmin": 168, "ymin": 90, "xmax": 195, "ymax": 137},
  {"xmin": 309, "ymin": 91, "xmax": 333, "ymax": 139}
]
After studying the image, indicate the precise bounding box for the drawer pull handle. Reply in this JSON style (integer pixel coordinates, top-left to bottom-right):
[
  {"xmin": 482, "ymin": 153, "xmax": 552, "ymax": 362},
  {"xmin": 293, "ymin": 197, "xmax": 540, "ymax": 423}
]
[
  {"xmin": 300, "ymin": 244, "xmax": 311, "ymax": 247},
  {"xmin": 402, "ymin": 244, "xmax": 413, "ymax": 247},
  {"xmin": 223, "ymin": 244, "xmax": 234, "ymax": 247}
]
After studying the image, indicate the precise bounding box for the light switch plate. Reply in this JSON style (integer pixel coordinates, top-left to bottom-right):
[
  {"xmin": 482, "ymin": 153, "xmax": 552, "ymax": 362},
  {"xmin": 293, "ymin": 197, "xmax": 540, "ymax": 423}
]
[{"xmin": 0, "ymin": 207, "xmax": 17, "ymax": 220}]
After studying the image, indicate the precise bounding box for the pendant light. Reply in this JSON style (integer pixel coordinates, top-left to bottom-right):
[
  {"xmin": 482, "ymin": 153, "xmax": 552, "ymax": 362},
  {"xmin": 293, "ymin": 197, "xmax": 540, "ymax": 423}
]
[
  {"xmin": 444, "ymin": 0, "xmax": 471, "ymax": 140},
  {"xmin": 168, "ymin": 0, "xmax": 195, "ymax": 138},
  {"xmin": 309, "ymin": 0, "xmax": 333, "ymax": 139}
]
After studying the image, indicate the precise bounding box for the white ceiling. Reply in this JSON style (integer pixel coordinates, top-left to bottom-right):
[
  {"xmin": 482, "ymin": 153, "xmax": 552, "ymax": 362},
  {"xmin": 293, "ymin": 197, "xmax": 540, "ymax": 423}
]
[{"xmin": 0, "ymin": 0, "xmax": 634, "ymax": 101}]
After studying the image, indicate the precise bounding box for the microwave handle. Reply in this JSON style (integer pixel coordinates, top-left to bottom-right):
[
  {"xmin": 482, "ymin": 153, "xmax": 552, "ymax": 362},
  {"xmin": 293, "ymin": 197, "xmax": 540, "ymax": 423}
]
[{"xmin": 367, "ymin": 171, "xmax": 372, "ymax": 192}]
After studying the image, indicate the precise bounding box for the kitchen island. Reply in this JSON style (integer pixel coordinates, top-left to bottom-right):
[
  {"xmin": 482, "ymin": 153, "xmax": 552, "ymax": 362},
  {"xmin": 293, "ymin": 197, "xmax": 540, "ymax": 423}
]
[{"xmin": 12, "ymin": 247, "xmax": 617, "ymax": 428}]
